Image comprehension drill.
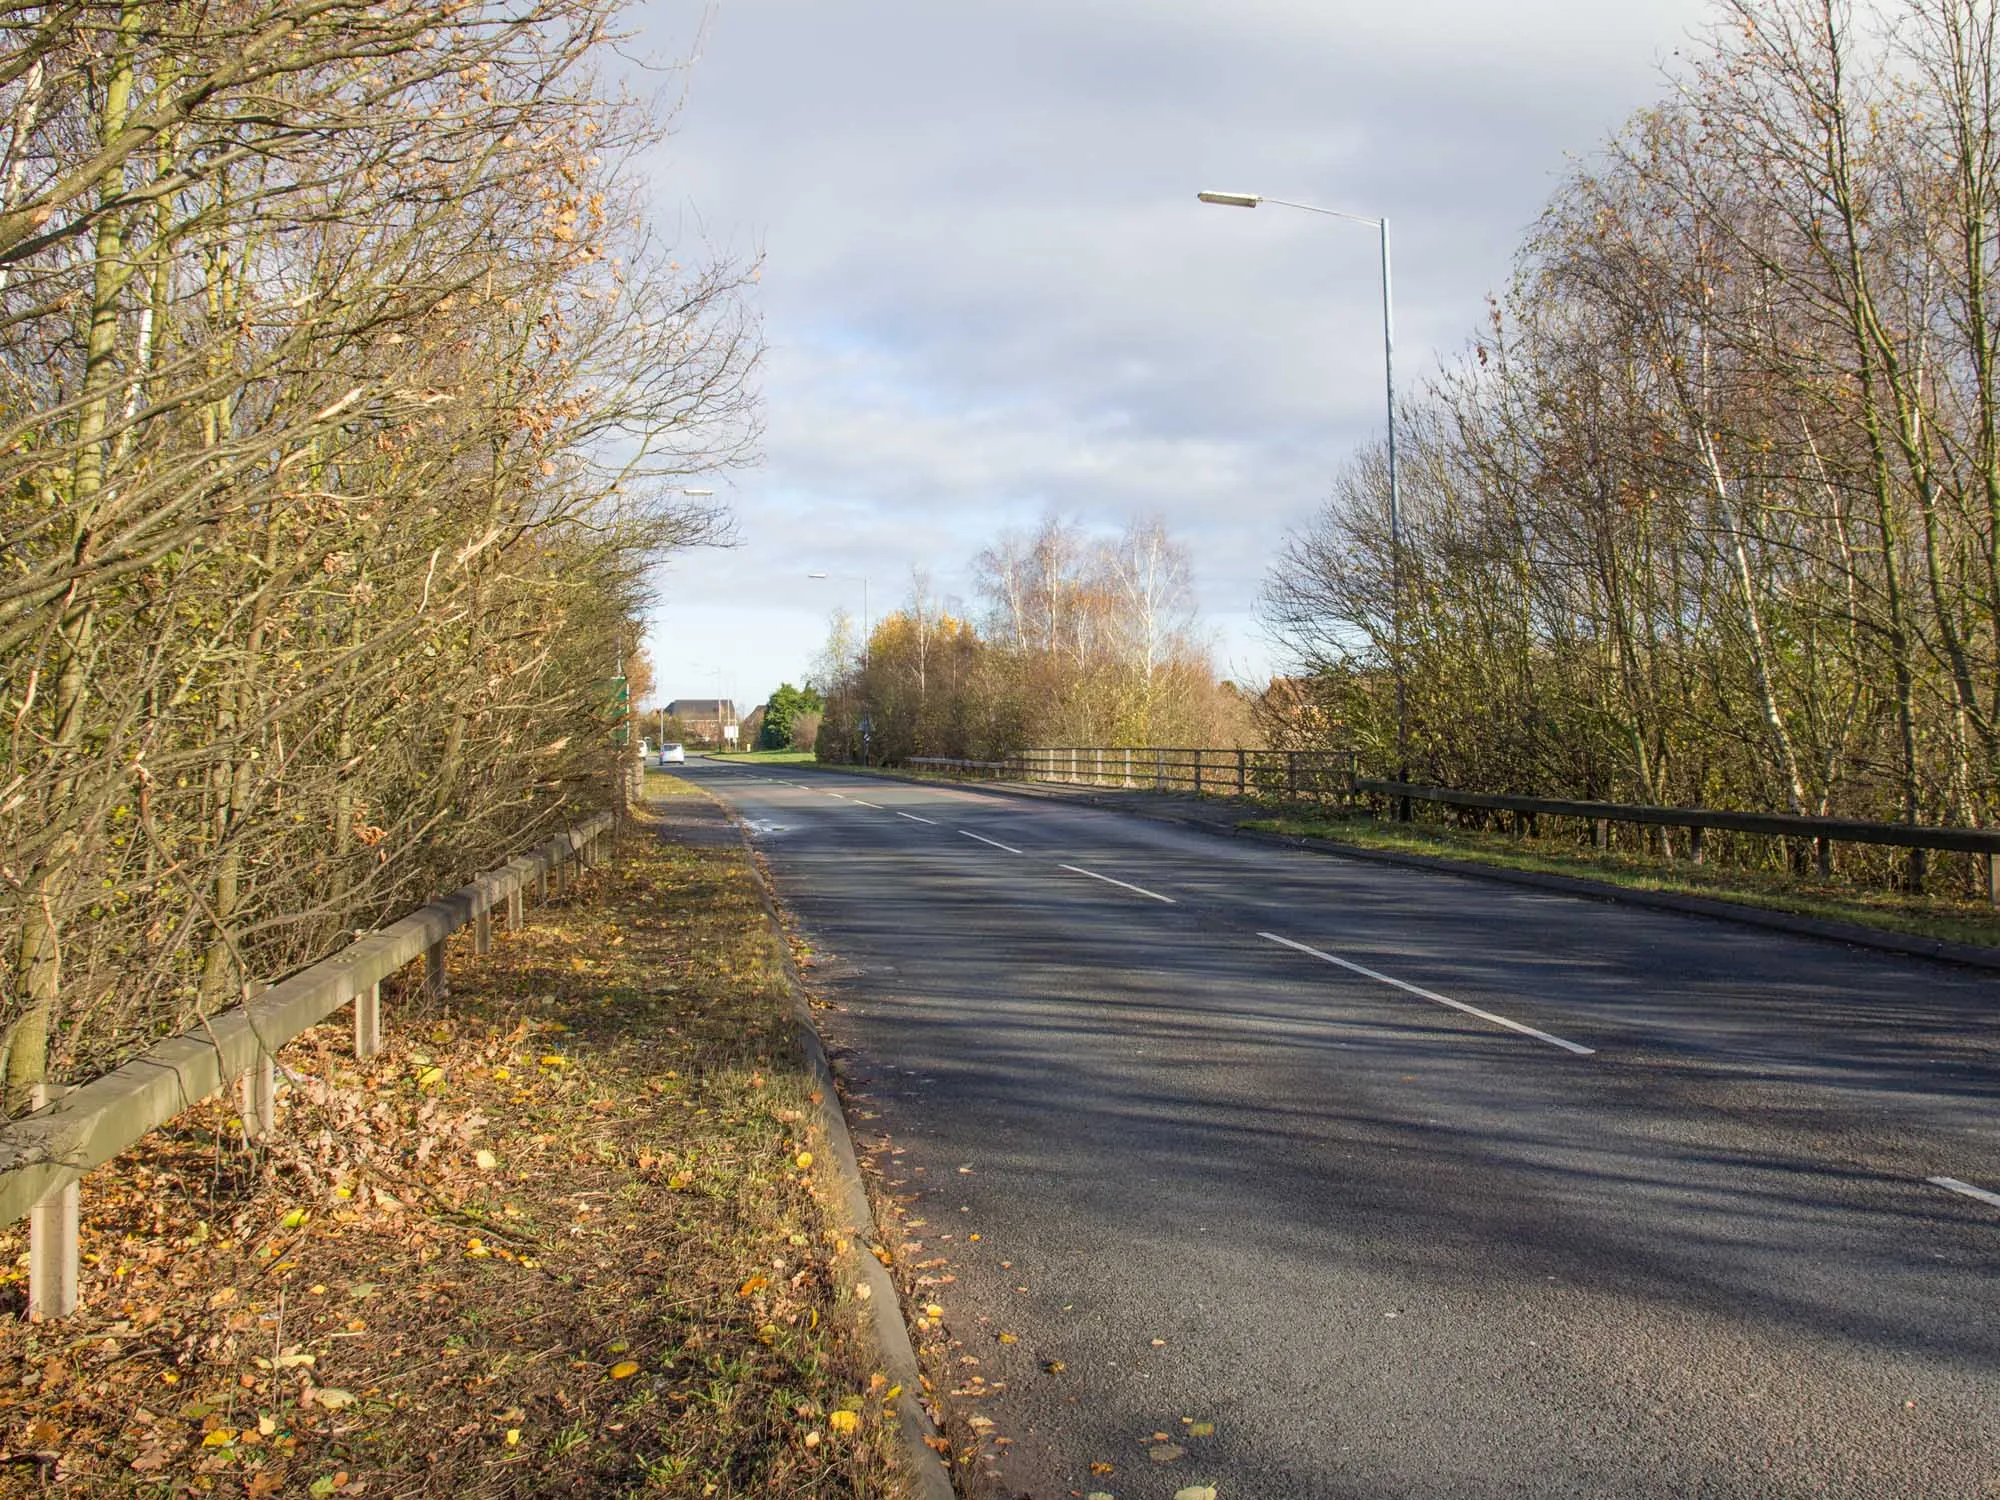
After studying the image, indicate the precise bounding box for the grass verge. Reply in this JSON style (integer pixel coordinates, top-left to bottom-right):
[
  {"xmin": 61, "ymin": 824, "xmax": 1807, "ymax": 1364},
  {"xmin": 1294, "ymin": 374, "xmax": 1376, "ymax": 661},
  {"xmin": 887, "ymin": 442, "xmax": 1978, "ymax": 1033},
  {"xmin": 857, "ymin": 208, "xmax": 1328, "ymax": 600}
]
[
  {"xmin": 0, "ymin": 790, "xmax": 909, "ymax": 1498},
  {"xmin": 1245, "ymin": 812, "xmax": 2000, "ymax": 950},
  {"xmin": 703, "ymin": 751, "xmax": 818, "ymax": 766}
]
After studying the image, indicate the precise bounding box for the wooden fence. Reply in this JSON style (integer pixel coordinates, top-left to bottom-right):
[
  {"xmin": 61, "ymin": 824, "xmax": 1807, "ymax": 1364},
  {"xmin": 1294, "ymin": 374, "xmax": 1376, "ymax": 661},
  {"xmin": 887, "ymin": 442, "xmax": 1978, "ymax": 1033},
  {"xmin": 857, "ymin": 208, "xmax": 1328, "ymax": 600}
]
[{"xmin": 944, "ymin": 747, "xmax": 1359, "ymax": 804}]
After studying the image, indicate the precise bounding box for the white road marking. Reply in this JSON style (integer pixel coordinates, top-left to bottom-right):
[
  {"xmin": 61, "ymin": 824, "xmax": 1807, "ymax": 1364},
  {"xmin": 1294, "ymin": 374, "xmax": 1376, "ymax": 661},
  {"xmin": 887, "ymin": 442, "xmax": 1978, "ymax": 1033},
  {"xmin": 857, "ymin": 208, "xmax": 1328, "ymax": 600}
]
[
  {"xmin": 851, "ymin": 798, "xmax": 885, "ymax": 809},
  {"xmin": 1257, "ymin": 932, "xmax": 1595, "ymax": 1056},
  {"xmin": 897, "ymin": 811, "xmax": 938, "ymax": 825},
  {"xmin": 959, "ymin": 829, "xmax": 1024, "ymax": 855},
  {"xmin": 1929, "ymin": 1176, "xmax": 2000, "ymax": 1210},
  {"xmin": 1059, "ymin": 864, "xmax": 1176, "ymax": 904}
]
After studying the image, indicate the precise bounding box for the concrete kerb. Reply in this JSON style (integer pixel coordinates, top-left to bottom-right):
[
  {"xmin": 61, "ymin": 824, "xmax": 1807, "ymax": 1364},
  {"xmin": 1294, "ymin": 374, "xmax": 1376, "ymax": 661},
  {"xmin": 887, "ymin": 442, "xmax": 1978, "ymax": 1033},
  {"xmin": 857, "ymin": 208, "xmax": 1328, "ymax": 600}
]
[
  {"xmin": 783, "ymin": 761, "xmax": 2000, "ymax": 977},
  {"xmin": 687, "ymin": 792, "xmax": 958, "ymax": 1500}
]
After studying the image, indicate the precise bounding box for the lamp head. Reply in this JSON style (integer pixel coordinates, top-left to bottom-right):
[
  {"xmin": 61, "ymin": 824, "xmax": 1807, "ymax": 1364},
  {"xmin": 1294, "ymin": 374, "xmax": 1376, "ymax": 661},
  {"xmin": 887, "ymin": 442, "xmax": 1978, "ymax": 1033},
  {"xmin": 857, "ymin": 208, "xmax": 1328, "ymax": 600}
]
[{"xmin": 1198, "ymin": 191, "xmax": 1262, "ymax": 208}]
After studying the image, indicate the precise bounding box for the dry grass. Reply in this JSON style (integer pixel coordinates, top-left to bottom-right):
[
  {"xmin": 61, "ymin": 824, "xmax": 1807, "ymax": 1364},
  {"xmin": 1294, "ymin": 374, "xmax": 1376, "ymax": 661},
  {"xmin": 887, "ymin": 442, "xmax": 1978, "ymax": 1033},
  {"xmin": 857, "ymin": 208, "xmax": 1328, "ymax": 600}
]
[{"xmin": 0, "ymin": 794, "xmax": 910, "ymax": 1499}]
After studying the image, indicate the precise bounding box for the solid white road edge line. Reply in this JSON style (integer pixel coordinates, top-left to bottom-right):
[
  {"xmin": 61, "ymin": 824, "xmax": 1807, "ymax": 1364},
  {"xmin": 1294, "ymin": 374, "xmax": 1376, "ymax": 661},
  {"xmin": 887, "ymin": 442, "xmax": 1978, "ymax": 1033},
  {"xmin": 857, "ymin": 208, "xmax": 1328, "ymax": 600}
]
[
  {"xmin": 897, "ymin": 811, "xmax": 938, "ymax": 825},
  {"xmin": 1257, "ymin": 932, "xmax": 1596, "ymax": 1056},
  {"xmin": 959, "ymin": 829, "xmax": 1024, "ymax": 855},
  {"xmin": 1059, "ymin": 864, "xmax": 1176, "ymax": 904},
  {"xmin": 1929, "ymin": 1175, "xmax": 2000, "ymax": 1210}
]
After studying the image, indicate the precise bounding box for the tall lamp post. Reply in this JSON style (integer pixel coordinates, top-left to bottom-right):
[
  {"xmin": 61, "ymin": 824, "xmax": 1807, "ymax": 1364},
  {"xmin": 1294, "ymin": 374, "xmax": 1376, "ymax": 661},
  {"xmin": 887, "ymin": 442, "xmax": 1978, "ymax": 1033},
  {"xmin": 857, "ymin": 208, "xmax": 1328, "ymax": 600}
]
[
  {"xmin": 805, "ymin": 570, "xmax": 870, "ymax": 648},
  {"xmin": 1198, "ymin": 190, "xmax": 1409, "ymax": 810},
  {"xmin": 806, "ymin": 570, "xmax": 872, "ymax": 762}
]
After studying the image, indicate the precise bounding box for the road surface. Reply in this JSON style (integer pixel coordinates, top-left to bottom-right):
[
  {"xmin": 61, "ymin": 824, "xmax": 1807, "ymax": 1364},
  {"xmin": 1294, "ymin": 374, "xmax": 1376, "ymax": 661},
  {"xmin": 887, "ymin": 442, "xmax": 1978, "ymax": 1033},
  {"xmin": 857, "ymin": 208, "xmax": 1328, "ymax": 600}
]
[{"xmin": 680, "ymin": 760, "xmax": 2000, "ymax": 1500}]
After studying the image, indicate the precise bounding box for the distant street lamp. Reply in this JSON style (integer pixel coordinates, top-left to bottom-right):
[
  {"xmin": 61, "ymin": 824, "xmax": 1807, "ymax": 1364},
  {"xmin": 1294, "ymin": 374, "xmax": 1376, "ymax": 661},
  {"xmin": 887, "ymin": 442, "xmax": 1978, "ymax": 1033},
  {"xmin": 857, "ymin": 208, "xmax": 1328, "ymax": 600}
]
[
  {"xmin": 1199, "ymin": 189, "xmax": 1409, "ymax": 802},
  {"xmin": 805, "ymin": 571, "xmax": 871, "ymax": 648}
]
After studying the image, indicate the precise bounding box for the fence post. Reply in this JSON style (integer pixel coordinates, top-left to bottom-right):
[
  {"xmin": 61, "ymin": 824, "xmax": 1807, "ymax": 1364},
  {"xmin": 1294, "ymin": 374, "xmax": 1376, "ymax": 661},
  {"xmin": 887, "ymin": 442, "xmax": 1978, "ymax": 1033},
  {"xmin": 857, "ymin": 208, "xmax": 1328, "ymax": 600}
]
[
  {"xmin": 426, "ymin": 932, "xmax": 449, "ymax": 1000},
  {"xmin": 1095, "ymin": 747, "xmax": 1104, "ymax": 786},
  {"xmin": 1123, "ymin": 747, "xmax": 1132, "ymax": 788},
  {"xmin": 507, "ymin": 886, "xmax": 524, "ymax": 930},
  {"xmin": 355, "ymin": 980, "xmax": 382, "ymax": 1059},
  {"xmin": 1236, "ymin": 749, "xmax": 1246, "ymax": 797},
  {"xmin": 1193, "ymin": 748, "xmax": 1203, "ymax": 796},
  {"xmin": 1593, "ymin": 818, "xmax": 1609, "ymax": 850},
  {"xmin": 474, "ymin": 904, "xmax": 493, "ymax": 956},
  {"xmin": 27, "ymin": 1083, "xmax": 78, "ymax": 1321},
  {"xmin": 240, "ymin": 1054, "xmax": 277, "ymax": 1143},
  {"xmin": 1818, "ymin": 836, "xmax": 1833, "ymax": 880},
  {"xmin": 1990, "ymin": 853, "xmax": 1999, "ymax": 909},
  {"xmin": 1154, "ymin": 749, "xmax": 1164, "ymax": 791},
  {"xmin": 1069, "ymin": 748, "xmax": 1078, "ymax": 784},
  {"xmin": 1287, "ymin": 752, "xmax": 1298, "ymax": 804},
  {"xmin": 1689, "ymin": 825, "xmax": 1704, "ymax": 865}
]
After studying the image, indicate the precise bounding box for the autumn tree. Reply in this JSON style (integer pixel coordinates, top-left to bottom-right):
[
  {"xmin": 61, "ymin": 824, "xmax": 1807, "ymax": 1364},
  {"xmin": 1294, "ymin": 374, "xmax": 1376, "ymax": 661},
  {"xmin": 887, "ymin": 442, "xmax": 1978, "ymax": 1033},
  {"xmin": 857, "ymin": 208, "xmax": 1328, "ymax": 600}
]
[{"xmin": 0, "ymin": 0, "xmax": 755, "ymax": 1105}]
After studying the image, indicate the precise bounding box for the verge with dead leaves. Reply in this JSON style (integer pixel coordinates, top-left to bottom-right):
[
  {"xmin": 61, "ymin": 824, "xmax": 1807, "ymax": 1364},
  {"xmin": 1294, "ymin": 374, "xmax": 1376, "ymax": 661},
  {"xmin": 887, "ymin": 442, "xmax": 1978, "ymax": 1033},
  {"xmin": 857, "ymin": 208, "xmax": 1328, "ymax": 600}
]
[{"xmin": 0, "ymin": 793, "xmax": 909, "ymax": 1498}]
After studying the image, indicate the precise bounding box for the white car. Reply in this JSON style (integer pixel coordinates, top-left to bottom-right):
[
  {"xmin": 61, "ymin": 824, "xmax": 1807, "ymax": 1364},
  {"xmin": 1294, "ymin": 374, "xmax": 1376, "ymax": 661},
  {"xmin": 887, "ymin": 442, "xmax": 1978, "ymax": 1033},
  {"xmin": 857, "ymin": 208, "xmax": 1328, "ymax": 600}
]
[{"xmin": 658, "ymin": 742, "xmax": 686, "ymax": 766}]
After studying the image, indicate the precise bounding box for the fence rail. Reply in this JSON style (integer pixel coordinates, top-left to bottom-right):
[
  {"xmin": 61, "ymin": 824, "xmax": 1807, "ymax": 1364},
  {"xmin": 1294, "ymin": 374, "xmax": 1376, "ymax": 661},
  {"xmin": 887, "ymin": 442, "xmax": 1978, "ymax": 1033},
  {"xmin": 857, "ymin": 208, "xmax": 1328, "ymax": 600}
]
[
  {"xmin": 1358, "ymin": 780, "xmax": 2000, "ymax": 903},
  {"xmin": 899, "ymin": 749, "xmax": 1998, "ymax": 905},
  {"xmin": 927, "ymin": 747, "xmax": 1359, "ymax": 803},
  {"xmin": 0, "ymin": 810, "xmax": 614, "ymax": 1319}
]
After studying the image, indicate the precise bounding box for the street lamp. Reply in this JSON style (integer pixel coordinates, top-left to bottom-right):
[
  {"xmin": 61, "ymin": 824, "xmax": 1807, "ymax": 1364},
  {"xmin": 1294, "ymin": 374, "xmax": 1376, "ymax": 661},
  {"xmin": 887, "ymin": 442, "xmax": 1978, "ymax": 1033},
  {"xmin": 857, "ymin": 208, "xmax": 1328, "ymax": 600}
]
[
  {"xmin": 806, "ymin": 570, "xmax": 874, "ymax": 763},
  {"xmin": 805, "ymin": 571, "xmax": 870, "ymax": 647},
  {"xmin": 1199, "ymin": 188, "xmax": 1408, "ymax": 805}
]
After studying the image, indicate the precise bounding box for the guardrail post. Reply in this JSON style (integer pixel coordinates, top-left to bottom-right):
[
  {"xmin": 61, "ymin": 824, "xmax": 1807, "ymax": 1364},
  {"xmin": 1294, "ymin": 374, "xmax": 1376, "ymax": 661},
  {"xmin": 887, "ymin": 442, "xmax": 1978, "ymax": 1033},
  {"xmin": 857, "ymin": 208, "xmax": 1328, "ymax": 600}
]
[
  {"xmin": 1593, "ymin": 817, "xmax": 1609, "ymax": 850},
  {"xmin": 355, "ymin": 981, "xmax": 382, "ymax": 1059},
  {"xmin": 507, "ymin": 886, "xmax": 524, "ymax": 930},
  {"xmin": 426, "ymin": 934, "xmax": 449, "ymax": 1000},
  {"xmin": 474, "ymin": 904, "xmax": 493, "ymax": 956},
  {"xmin": 1689, "ymin": 825, "xmax": 1704, "ymax": 865},
  {"xmin": 1817, "ymin": 836, "xmax": 1833, "ymax": 880},
  {"xmin": 240, "ymin": 1053, "xmax": 277, "ymax": 1143},
  {"xmin": 27, "ymin": 1083, "xmax": 78, "ymax": 1321}
]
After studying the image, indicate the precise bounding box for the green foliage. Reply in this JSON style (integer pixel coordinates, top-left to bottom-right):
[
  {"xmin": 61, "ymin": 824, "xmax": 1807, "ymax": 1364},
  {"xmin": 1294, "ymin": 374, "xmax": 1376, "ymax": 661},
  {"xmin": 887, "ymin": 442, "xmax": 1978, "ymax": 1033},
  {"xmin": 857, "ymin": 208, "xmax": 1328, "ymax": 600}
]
[{"xmin": 758, "ymin": 683, "xmax": 823, "ymax": 750}]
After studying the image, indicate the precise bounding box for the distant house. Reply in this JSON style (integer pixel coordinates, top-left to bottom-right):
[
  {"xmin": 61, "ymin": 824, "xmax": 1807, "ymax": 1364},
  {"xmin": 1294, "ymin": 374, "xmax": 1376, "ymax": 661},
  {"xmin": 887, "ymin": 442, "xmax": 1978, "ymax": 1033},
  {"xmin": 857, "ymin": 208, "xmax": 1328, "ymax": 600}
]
[{"xmin": 665, "ymin": 698, "xmax": 739, "ymax": 746}]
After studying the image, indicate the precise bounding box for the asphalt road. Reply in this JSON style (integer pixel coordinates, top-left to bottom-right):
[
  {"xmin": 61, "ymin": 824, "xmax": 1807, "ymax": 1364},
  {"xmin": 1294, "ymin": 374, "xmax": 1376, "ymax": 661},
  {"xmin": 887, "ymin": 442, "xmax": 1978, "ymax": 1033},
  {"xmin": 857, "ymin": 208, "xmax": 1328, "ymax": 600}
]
[{"xmin": 680, "ymin": 759, "xmax": 2000, "ymax": 1500}]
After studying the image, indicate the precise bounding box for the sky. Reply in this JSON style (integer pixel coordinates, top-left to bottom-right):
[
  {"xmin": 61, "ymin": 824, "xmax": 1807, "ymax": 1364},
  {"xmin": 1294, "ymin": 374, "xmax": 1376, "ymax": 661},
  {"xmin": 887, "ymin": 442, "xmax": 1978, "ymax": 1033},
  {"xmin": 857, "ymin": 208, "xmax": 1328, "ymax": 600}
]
[{"xmin": 631, "ymin": 0, "xmax": 1717, "ymax": 716}]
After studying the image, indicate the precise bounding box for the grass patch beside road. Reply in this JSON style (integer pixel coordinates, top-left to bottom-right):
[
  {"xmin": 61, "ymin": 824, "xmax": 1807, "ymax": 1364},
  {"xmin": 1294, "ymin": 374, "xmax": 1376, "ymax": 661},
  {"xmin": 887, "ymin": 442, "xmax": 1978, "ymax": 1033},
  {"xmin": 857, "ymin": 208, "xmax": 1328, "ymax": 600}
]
[
  {"xmin": 704, "ymin": 750, "xmax": 818, "ymax": 765},
  {"xmin": 0, "ymin": 790, "xmax": 908, "ymax": 1498},
  {"xmin": 1247, "ymin": 811, "xmax": 2000, "ymax": 951}
]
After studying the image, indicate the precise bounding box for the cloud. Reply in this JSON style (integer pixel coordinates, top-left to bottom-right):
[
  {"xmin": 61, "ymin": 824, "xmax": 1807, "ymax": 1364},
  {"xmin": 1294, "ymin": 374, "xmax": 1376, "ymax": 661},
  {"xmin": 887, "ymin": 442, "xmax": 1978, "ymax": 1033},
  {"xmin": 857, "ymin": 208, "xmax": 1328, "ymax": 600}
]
[{"xmin": 633, "ymin": 0, "xmax": 1715, "ymax": 706}]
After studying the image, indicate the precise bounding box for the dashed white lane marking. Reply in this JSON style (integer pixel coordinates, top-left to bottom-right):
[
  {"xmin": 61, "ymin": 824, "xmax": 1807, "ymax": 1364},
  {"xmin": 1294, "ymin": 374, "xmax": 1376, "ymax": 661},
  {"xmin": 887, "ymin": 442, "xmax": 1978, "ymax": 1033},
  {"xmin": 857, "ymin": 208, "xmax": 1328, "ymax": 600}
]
[
  {"xmin": 1059, "ymin": 864, "xmax": 1176, "ymax": 904},
  {"xmin": 1929, "ymin": 1176, "xmax": 2000, "ymax": 1210},
  {"xmin": 959, "ymin": 829, "xmax": 1024, "ymax": 855},
  {"xmin": 897, "ymin": 811, "xmax": 938, "ymax": 825},
  {"xmin": 1258, "ymin": 932, "xmax": 1595, "ymax": 1056},
  {"xmin": 850, "ymin": 798, "xmax": 885, "ymax": 809}
]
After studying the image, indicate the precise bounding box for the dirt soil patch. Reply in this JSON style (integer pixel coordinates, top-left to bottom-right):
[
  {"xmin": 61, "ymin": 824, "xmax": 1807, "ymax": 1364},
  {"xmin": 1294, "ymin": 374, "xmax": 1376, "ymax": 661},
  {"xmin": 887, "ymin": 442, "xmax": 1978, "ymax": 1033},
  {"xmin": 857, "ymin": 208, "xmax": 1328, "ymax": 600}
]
[{"xmin": 0, "ymin": 787, "xmax": 910, "ymax": 1498}]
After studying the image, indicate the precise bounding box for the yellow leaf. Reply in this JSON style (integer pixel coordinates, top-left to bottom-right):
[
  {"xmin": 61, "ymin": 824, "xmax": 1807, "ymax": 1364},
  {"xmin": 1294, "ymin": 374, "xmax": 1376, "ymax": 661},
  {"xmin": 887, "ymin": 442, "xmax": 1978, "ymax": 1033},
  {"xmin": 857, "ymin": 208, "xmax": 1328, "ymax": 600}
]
[
  {"xmin": 828, "ymin": 1409, "xmax": 859, "ymax": 1435},
  {"xmin": 738, "ymin": 1274, "xmax": 769, "ymax": 1298},
  {"xmin": 475, "ymin": 1149, "xmax": 499, "ymax": 1171},
  {"xmin": 492, "ymin": 1066, "xmax": 511, "ymax": 1081},
  {"xmin": 280, "ymin": 1208, "xmax": 310, "ymax": 1230},
  {"xmin": 997, "ymin": 1333, "xmax": 1017, "ymax": 1344},
  {"xmin": 924, "ymin": 1303, "xmax": 944, "ymax": 1318},
  {"xmin": 538, "ymin": 1055, "xmax": 566, "ymax": 1068},
  {"xmin": 609, "ymin": 1361, "xmax": 640, "ymax": 1380},
  {"xmin": 416, "ymin": 1066, "xmax": 445, "ymax": 1088},
  {"xmin": 505, "ymin": 1428, "xmax": 521, "ymax": 1447},
  {"xmin": 202, "ymin": 1429, "xmax": 237, "ymax": 1448},
  {"xmin": 795, "ymin": 1151, "xmax": 813, "ymax": 1169}
]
